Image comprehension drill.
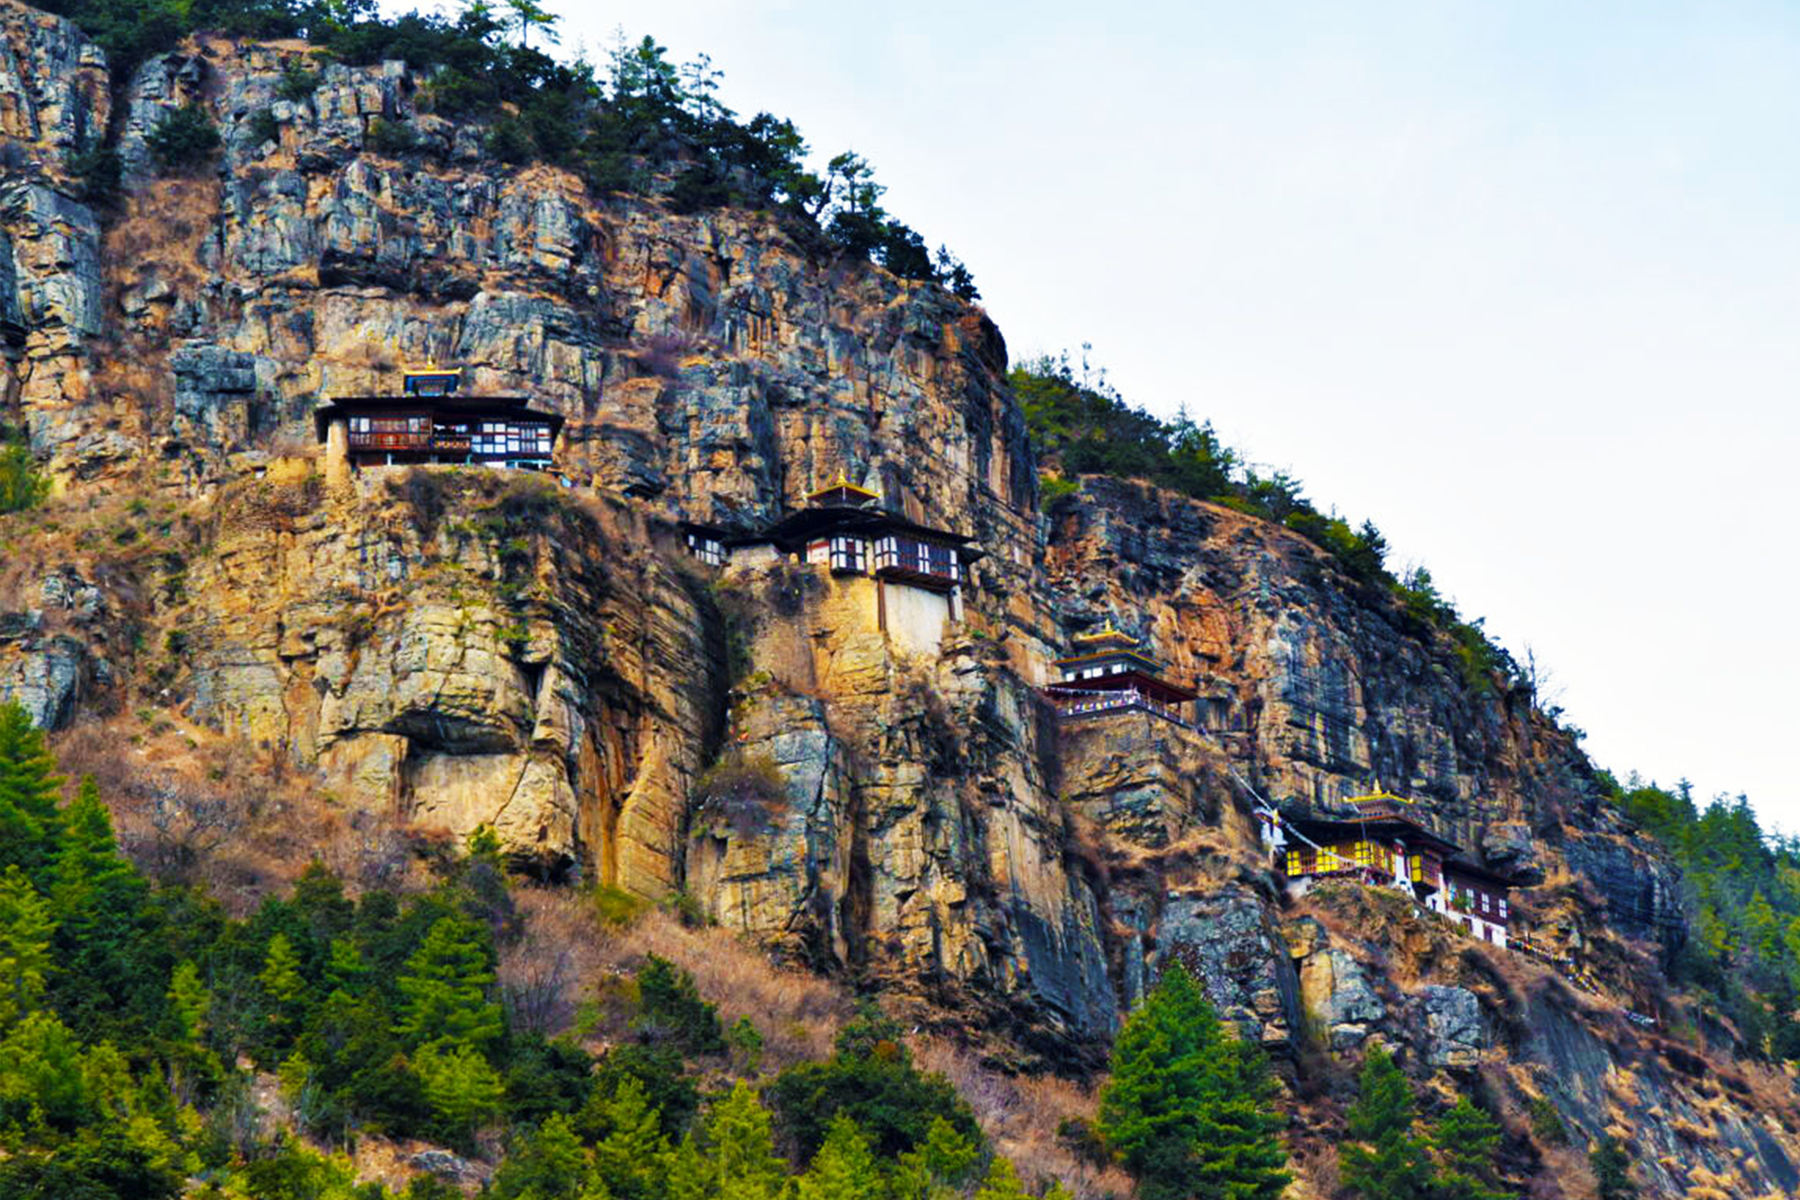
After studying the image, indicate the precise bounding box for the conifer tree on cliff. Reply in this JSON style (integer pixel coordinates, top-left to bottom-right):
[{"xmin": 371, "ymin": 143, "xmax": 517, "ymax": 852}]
[
  {"xmin": 1097, "ymin": 962, "xmax": 1290, "ymax": 1200},
  {"xmin": 1589, "ymin": 1135, "xmax": 1637, "ymax": 1200},
  {"xmin": 0, "ymin": 703, "xmax": 63, "ymax": 882},
  {"xmin": 1338, "ymin": 1045, "xmax": 1434, "ymax": 1200}
]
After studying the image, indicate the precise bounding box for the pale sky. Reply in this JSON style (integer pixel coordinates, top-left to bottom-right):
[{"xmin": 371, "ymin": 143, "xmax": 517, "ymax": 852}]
[{"xmin": 459, "ymin": 2, "xmax": 1800, "ymax": 828}]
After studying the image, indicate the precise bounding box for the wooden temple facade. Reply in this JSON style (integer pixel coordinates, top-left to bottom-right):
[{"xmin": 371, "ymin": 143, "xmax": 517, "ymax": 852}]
[
  {"xmin": 1041, "ymin": 624, "xmax": 1198, "ymax": 728},
  {"xmin": 681, "ymin": 474, "xmax": 982, "ymax": 654},
  {"xmin": 316, "ymin": 366, "xmax": 564, "ymax": 474},
  {"xmin": 1278, "ymin": 791, "xmax": 1519, "ymax": 947}
]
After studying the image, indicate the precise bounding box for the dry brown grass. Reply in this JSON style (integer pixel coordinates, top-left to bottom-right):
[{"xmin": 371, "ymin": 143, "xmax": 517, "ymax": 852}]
[
  {"xmin": 106, "ymin": 176, "xmax": 222, "ymax": 297},
  {"xmin": 913, "ymin": 1038, "xmax": 1131, "ymax": 1199},
  {"xmin": 54, "ymin": 714, "xmax": 430, "ymax": 913}
]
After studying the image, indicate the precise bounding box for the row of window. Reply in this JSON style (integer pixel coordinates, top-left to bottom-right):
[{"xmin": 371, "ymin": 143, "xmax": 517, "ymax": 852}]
[
  {"xmin": 1449, "ymin": 886, "xmax": 1508, "ymax": 921},
  {"xmin": 347, "ymin": 416, "xmax": 552, "ymax": 456},
  {"xmin": 688, "ymin": 534, "xmax": 726, "ymax": 567},
  {"xmin": 804, "ymin": 535, "xmax": 961, "ymax": 581},
  {"xmin": 1285, "ymin": 841, "xmax": 1393, "ymax": 875},
  {"xmin": 1283, "ymin": 846, "xmax": 1510, "ymax": 918},
  {"xmin": 875, "ymin": 535, "xmax": 960, "ymax": 580},
  {"xmin": 1063, "ymin": 662, "xmax": 1133, "ymax": 682}
]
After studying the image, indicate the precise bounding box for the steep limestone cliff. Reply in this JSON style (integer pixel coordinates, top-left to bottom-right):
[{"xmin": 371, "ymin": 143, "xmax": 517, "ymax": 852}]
[{"xmin": 0, "ymin": 6, "xmax": 1792, "ymax": 1195}]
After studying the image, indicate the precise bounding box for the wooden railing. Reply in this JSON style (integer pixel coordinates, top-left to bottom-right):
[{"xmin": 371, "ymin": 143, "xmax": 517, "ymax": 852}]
[{"xmin": 1050, "ymin": 687, "xmax": 1194, "ymax": 729}]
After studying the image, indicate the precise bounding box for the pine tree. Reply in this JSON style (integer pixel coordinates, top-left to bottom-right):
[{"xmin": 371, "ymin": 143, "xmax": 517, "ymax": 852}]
[
  {"xmin": 52, "ymin": 777, "xmax": 143, "ymax": 917},
  {"xmin": 494, "ymin": 1112, "xmax": 590, "ymax": 1199},
  {"xmin": 394, "ymin": 915, "xmax": 503, "ymax": 1050},
  {"xmin": 0, "ymin": 703, "xmax": 62, "ymax": 882},
  {"xmin": 0, "ymin": 865, "xmax": 55, "ymax": 1026},
  {"xmin": 47, "ymin": 777, "xmax": 152, "ymax": 1037},
  {"xmin": 592, "ymin": 1076, "xmax": 671, "ymax": 1200},
  {"xmin": 324, "ymin": 936, "xmax": 368, "ymax": 999},
  {"xmin": 1339, "ymin": 1046, "xmax": 1434, "ymax": 1200},
  {"xmin": 1589, "ymin": 1135, "xmax": 1636, "ymax": 1200},
  {"xmin": 704, "ymin": 1081, "xmax": 786, "ymax": 1200},
  {"xmin": 1745, "ymin": 890, "xmax": 1783, "ymax": 967},
  {"xmin": 795, "ymin": 1113, "xmax": 882, "ymax": 1200},
  {"xmin": 166, "ymin": 960, "xmax": 211, "ymax": 1044},
  {"xmin": 166, "ymin": 958, "xmax": 222, "ymax": 1100},
  {"xmin": 973, "ymin": 1157, "xmax": 1031, "ymax": 1200},
  {"xmin": 259, "ymin": 932, "xmax": 308, "ymax": 1033},
  {"xmin": 663, "ymin": 1133, "xmax": 709, "ymax": 1200},
  {"xmin": 1430, "ymin": 1095, "xmax": 1510, "ymax": 1200},
  {"xmin": 893, "ymin": 1115, "xmax": 981, "ymax": 1199},
  {"xmin": 415, "ymin": 1040, "xmax": 505, "ymax": 1144},
  {"xmin": 1097, "ymin": 963, "xmax": 1291, "ymax": 1200}
]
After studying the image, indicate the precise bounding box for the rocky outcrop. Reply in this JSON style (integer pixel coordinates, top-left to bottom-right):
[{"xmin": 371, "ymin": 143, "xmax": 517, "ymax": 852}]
[
  {"xmin": 177, "ymin": 467, "xmax": 720, "ymax": 886},
  {"xmin": 0, "ymin": 567, "xmax": 114, "ymax": 730}
]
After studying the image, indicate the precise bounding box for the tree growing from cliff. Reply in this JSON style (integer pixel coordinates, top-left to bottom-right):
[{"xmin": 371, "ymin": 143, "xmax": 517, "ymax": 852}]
[
  {"xmin": 0, "ymin": 705, "xmax": 63, "ymax": 881},
  {"xmin": 1589, "ymin": 1135, "xmax": 1637, "ymax": 1200},
  {"xmin": 1429, "ymin": 1096, "xmax": 1511, "ymax": 1200},
  {"xmin": 0, "ymin": 429, "xmax": 47, "ymax": 514},
  {"xmin": 144, "ymin": 105, "xmax": 221, "ymax": 175},
  {"xmin": 1338, "ymin": 1046, "xmax": 1434, "ymax": 1200},
  {"xmin": 1097, "ymin": 962, "xmax": 1291, "ymax": 1200}
]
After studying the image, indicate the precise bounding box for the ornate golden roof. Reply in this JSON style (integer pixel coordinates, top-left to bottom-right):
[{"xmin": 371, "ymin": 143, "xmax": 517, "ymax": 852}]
[
  {"xmin": 806, "ymin": 470, "xmax": 880, "ymax": 503},
  {"xmin": 1072, "ymin": 620, "xmax": 1141, "ymax": 648}
]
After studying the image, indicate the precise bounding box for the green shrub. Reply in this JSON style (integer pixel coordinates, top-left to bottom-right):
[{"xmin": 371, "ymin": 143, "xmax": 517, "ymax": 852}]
[
  {"xmin": 276, "ymin": 63, "xmax": 320, "ymax": 103},
  {"xmin": 1037, "ymin": 473, "xmax": 1079, "ymax": 513},
  {"xmin": 768, "ymin": 1002, "xmax": 980, "ymax": 1162},
  {"xmin": 632, "ymin": 954, "xmax": 724, "ymax": 1056},
  {"xmin": 485, "ymin": 117, "xmax": 534, "ymax": 164},
  {"xmin": 726, "ymin": 1015, "xmax": 764, "ymax": 1073},
  {"xmin": 145, "ymin": 105, "xmax": 221, "ymax": 174},
  {"xmin": 667, "ymin": 163, "xmax": 732, "ymax": 214},
  {"xmin": 0, "ymin": 428, "xmax": 46, "ymax": 514},
  {"xmin": 591, "ymin": 885, "xmax": 648, "ymax": 928},
  {"xmin": 366, "ymin": 117, "xmax": 418, "ymax": 155},
  {"xmin": 65, "ymin": 143, "xmax": 122, "ymax": 205},
  {"xmin": 1528, "ymin": 1096, "xmax": 1566, "ymax": 1145},
  {"xmin": 245, "ymin": 108, "xmax": 280, "ymax": 147}
]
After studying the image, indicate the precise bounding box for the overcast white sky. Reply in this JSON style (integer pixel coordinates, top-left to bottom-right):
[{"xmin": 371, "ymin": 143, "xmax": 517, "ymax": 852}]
[{"xmin": 476, "ymin": 1, "xmax": 1800, "ymax": 827}]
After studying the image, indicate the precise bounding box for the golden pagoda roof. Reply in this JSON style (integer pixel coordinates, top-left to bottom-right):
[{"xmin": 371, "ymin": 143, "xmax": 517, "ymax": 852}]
[
  {"xmin": 1072, "ymin": 621, "xmax": 1141, "ymax": 648},
  {"xmin": 402, "ymin": 362, "xmax": 461, "ymax": 378},
  {"xmin": 1348, "ymin": 789, "xmax": 1413, "ymax": 806},
  {"xmin": 806, "ymin": 471, "xmax": 880, "ymax": 503}
]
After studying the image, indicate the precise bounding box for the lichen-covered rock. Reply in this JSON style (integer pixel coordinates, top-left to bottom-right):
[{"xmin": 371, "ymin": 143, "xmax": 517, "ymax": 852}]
[
  {"xmin": 1419, "ymin": 984, "xmax": 1484, "ymax": 1067},
  {"xmin": 0, "ymin": 0, "xmax": 108, "ymax": 157},
  {"xmin": 1158, "ymin": 886, "xmax": 1301, "ymax": 1050},
  {"xmin": 179, "ymin": 470, "xmax": 719, "ymax": 886},
  {"xmin": 1288, "ymin": 918, "xmax": 1386, "ymax": 1049},
  {"xmin": 0, "ymin": 628, "xmax": 89, "ymax": 728}
]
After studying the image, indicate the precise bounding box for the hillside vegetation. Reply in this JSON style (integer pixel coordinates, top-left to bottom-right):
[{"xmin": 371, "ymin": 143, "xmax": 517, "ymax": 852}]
[
  {"xmin": 1012, "ymin": 353, "xmax": 1518, "ymax": 696},
  {"xmin": 1608, "ymin": 775, "xmax": 1800, "ymax": 1062},
  {"xmin": 0, "ymin": 704, "xmax": 1119, "ymax": 1199}
]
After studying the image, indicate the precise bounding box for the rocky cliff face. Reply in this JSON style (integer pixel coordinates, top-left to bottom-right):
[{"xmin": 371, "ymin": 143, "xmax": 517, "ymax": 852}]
[{"xmin": 1, "ymin": 5, "xmax": 1792, "ymax": 1195}]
